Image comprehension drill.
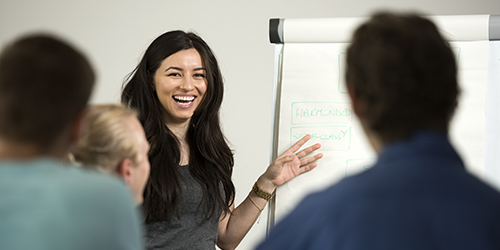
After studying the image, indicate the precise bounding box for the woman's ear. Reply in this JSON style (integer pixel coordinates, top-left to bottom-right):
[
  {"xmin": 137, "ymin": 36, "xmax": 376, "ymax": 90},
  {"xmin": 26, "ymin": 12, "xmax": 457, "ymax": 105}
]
[
  {"xmin": 148, "ymin": 71, "xmax": 156, "ymax": 92},
  {"xmin": 150, "ymin": 81, "xmax": 156, "ymax": 92}
]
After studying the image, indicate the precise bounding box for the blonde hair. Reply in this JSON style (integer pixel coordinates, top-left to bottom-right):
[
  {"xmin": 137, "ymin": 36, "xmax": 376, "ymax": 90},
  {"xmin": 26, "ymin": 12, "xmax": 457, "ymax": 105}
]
[{"xmin": 72, "ymin": 103, "xmax": 140, "ymax": 173}]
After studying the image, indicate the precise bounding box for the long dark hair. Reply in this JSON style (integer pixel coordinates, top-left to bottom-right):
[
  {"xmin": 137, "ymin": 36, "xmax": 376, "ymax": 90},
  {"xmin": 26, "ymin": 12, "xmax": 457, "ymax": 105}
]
[{"xmin": 121, "ymin": 30, "xmax": 235, "ymax": 222}]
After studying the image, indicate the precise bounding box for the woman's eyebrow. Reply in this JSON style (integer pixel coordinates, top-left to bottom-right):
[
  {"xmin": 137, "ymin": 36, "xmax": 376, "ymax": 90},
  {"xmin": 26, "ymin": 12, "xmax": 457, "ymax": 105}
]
[
  {"xmin": 165, "ymin": 67, "xmax": 205, "ymax": 72},
  {"xmin": 165, "ymin": 66, "xmax": 183, "ymax": 72}
]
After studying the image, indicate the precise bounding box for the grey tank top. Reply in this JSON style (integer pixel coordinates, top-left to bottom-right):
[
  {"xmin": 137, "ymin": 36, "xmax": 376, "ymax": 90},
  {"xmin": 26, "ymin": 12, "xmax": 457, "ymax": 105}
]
[{"xmin": 144, "ymin": 165, "xmax": 221, "ymax": 250}]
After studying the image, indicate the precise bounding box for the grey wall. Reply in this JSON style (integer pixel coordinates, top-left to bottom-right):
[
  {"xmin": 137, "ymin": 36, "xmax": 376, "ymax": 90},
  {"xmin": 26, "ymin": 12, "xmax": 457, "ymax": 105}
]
[{"xmin": 1, "ymin": 1, "xmax": 499, "ymax": 249}]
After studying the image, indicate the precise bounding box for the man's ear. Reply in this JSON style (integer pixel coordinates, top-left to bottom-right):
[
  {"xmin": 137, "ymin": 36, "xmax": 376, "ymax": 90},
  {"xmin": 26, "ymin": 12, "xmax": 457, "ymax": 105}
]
[
  {"xmin": 117, "ymin": 158, "xmax": 134, "ymax": 185},
  {"xmin": 69, "ymin": 108, "xmax": 87, "ymax": 146},
  {"xmin": 347, "ymin": 84, "xmax": 362, "ymax": 117}
]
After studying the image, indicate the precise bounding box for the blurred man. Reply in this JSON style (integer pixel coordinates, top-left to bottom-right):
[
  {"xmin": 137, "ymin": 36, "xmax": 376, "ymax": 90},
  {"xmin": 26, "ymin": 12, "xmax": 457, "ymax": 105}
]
[
  {"xmin": 257, "ymin": 12, "xmax": 500, "ymax": 250},
  {"xmin": 0, "ymin": 34, "xmax": 143, "ymax": 249},
  {"xmin": 72, "ymin": 103, "xmax": 150, "ymax": 205}
]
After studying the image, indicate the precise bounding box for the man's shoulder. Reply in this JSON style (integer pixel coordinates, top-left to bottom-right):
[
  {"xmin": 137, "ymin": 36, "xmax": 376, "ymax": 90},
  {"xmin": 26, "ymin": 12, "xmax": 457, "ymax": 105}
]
[
  {"xmin": 286, "ymin": 179, "xmax": 362, "ymax": 221},
  {"xmin": 0, "ymin": 158, "xmax": 131, "ymax": 201},
  {"xmin": 257, "ymin": 184, "xmax": 350, "ymax": 250},
  {"xmin": 0, "ymin": 158, "xmax": 142, "ymax": 250}
]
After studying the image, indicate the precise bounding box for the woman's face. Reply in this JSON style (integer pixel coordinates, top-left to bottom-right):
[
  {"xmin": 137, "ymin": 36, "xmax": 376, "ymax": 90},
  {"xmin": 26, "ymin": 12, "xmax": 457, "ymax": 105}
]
[{"xmin": 152, "ymin": 48, "xmax": 207, "ymax": 125}]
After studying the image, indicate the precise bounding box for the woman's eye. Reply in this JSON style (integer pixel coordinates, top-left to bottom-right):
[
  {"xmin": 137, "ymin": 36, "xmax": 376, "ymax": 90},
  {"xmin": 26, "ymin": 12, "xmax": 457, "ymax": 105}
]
[
  {"xmin": 194, "ymin": 74, "xmax": 206, "ymax": 78},
  {"xmin": 168, "ymin": 73, "xmax": 181, "ymax": 77}
]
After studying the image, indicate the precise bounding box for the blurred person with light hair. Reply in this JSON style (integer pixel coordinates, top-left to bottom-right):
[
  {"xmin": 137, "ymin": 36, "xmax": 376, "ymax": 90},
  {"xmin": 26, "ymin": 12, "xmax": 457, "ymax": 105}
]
[{"xmin": 72, "ymin": 103, "xmax": 150, "ymax": 205}]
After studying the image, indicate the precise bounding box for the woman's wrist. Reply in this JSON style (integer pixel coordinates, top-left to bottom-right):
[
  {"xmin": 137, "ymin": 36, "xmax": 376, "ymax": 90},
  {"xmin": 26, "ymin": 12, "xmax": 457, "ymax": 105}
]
[{"xmin": 255, "ymin": 176, "xmax": 277, "ymax": 198}]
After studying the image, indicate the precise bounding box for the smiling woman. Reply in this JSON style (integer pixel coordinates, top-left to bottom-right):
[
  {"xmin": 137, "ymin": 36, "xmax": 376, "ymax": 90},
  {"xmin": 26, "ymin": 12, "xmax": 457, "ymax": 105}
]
[
  {"xmin": 121, "ymin": 30, "xmax": 323, "ymax": 250},
  {"xmin": 152, "ymin": 48, "xmax": 207, "ymax": 126}
]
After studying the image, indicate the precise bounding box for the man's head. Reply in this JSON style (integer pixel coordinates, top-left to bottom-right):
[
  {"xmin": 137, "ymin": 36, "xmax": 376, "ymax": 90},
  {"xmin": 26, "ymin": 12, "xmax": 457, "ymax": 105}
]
[
  {"xmin": 346, "ymin": 12, "xmax": 459, "ymax": 146},
  {"xmin": 72, "ymin": 104, "xmax": 150, "ymax": 204},
  {"xmin": 0, "ymin": 34, "xmax": 95, "ymax": 154}
]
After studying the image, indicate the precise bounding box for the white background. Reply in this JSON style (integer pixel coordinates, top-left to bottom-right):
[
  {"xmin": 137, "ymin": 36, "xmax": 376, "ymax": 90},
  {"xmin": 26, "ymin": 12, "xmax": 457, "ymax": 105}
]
[{"xmin": 1, "ymin": 1, "xmax": 500, "ymax": 249}]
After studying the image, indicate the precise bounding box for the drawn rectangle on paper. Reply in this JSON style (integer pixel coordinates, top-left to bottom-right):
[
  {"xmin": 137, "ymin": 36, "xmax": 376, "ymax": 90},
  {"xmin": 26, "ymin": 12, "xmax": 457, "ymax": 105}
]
[
  {"xmin": 291, "ymin": 102, "xmax": 353, "ymax": 125},
  {"xmin": 291, "ymin": 125, "xmax": 351, "ymax": 150}
]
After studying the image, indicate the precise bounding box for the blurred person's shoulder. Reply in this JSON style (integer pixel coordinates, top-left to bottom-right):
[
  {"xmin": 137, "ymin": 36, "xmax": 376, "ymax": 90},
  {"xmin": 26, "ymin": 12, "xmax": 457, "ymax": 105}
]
[{"xmin": 0, "ymin": 157, "xmax": 132, "ymax": 202}]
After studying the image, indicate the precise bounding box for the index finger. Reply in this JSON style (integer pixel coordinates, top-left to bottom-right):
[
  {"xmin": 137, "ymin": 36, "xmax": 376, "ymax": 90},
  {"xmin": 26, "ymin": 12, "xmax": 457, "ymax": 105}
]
[{"xmin": 284, "ymin": 134, "xmax": 312, "ymax": 155}]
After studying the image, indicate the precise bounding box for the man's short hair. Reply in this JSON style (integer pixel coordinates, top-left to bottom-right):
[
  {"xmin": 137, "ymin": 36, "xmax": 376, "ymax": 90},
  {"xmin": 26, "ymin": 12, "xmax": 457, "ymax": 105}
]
[
  {"xmin": 346, "ymin": 12, "xmax": 459, "ymax": 143},
  {"xmin": 72, "ymin": 103, "xmax": 140, "ymax": 172},
  {"xmin": 0, "ymin": 34, "xmax": 95, "ymax": 147}
]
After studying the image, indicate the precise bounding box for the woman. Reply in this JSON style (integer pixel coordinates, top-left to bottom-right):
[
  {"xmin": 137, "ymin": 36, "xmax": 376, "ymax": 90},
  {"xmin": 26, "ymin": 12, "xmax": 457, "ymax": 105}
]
[{"xmin": 121, "ymin": 30, "xmax": 322, "ymax": 250}]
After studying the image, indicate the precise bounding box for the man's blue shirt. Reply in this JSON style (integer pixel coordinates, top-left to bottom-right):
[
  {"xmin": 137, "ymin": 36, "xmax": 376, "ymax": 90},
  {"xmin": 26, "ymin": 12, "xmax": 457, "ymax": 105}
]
[{"xmin": 257, "ymin": 131, "xmax": 500, "ymax": 250}]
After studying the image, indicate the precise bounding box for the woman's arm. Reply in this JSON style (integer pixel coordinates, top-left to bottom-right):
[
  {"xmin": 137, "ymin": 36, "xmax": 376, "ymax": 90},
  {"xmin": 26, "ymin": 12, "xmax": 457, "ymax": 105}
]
[{"xmin": 216, "ymin": 134, "xmax": 323, "ymax": 250}]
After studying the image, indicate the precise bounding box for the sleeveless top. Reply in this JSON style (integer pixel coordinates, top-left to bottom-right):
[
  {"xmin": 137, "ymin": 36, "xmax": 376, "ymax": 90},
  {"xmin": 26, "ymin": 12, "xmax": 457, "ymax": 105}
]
[{"xmin": 144, "ymin": 165, "xmax": 221, "ymax": 250}]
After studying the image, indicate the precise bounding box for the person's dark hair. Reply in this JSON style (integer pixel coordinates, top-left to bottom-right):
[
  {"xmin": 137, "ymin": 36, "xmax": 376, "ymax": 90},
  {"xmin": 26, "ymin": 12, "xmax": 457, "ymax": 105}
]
[
  {"xmin": 0, "ymin": 34, "xmax": 95, "ymax": 148},
  {"xmin": 346, "ymin": 12, "xmax": 459, "ymax": 144},
  {"xmin": 121, "ymin": 30, "xmax": 234, "ymax": 222}
]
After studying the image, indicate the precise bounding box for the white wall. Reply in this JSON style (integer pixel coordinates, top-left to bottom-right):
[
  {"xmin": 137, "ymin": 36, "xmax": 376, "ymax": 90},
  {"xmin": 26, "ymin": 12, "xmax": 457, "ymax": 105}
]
[{"xmin": 1, "ymin": 1, "xmax": 499, "ymax": 249}]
